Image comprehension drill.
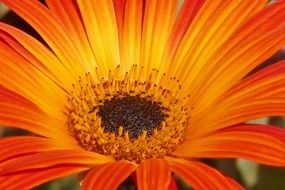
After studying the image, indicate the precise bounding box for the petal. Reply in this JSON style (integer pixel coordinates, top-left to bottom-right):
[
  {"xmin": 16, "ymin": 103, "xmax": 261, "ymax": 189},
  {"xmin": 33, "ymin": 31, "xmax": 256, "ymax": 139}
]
[
  {"xmin": 189, "ymin": 60, "xmax": 285, "ymax": 137},
  {"xmin": 45, "ymin": 0, "xmax": 98, "ymax": 72},
  {"xmin": 0, "ymin": 23, "xmax": 76, "ymax": 89},
  {"xmin": 221, "ymin": 60, "xmax": 285, "ymax": 103},
  {"xmin": 166, "ymin": 0, "xmax": 205, "ymax": 61},
  {"xmin": 82, "ymin": 160, "xmax": 136, "ymax": 190},
  {"xmin": 221, "ymin": 124, "xmax": 285, "ymax": 142},
  {"xmin": 169, "ymin": 176, "xmax": 178, "ymax": 190},
  {"xmin": 0, "ymin": 136, "xmax": 78, "ymax": 163},
  {"xmin": 140, "ymin": 0, "xmax": 178, "ymax": 75},
  {"xmin": 222, "ymin": 60, "xmax": 285, "ymax": 99},
  {"xmin": 226, "ymin": 176, "xmax": 246, "ymax": 190},
  {"xmin": 167, "ymin": 157, "xmax": 243, "ymax": 190},
  {"xmin": 1, "ymin": 0, "xmax": 86, "ymax": 76},
  {"xmin": 112, "ymin": 0, "xmax": 125, "ymax": 38},
  {"xmin": 168, "ymin": 0, "xmax": 267, "ymax": 98},
  {"xmin": 1, "ymin": 150, "xmax": 114, "ymax": 175},
  {"xmin": 0, "ymin": 87, "xmax": 54, "ymax": 136},
  {"xmin": 175, "ymin": 124, "xmax": 285, "ymax": 166},
  {"xmin": 188, "ymin": 1, "xmax": 285, "ymax": 109},
  {"xmin": 119, "ymin": 0, "xmax": 144, "ymax": 73},
  {"xmin": 0, "ymin": 86, "xmax": 45, "ymax": 135},
  {"xmin": 191, "ymin": 98, "xmax": 285, "ymax": 138},
  {"xmin": 77, "ymin": 0, "xmax": 120, "ymax": 77},
  {"xmin": 0, "ymin": 165, "xmax": 88, "ymax": 190},
  {"xmin": 212, "ymin": 98, "xmax": 285, "ymax": 130},
  {"xmin": 136, "ymin": 158, "xmax": 170, "ymax": 190},
  {"xmin": 0, "ymin": 32, "xmax": 73, "ymax": 139},
  {"xmin": 0, "ymin": 37, "xmax": 67, "ymax": 118},
  {"xmin": 0, "ymin": 86, "xmax": 74, "ymax": 141}
]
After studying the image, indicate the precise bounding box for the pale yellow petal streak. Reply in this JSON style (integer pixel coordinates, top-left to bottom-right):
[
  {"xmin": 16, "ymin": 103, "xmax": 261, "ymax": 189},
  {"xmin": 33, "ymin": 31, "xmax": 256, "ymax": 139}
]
[
  {"xmin": 121, "ymin": 0, "xmax": 143, "ymax": 76},
  {"xmin": 77, "ymin": 0, "xmax": 120, "ymax": 78},
  {"xmin": 46, "ymin": 0, "xmax": 98, "ymax": 74},
  {"xmin": 141, "ymin": 0, "xmax": 178, "ymax": 80}
]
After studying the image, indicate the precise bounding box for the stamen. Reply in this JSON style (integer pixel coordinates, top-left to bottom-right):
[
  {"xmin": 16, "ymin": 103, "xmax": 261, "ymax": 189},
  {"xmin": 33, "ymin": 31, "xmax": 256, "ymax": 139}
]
[{"xmin": 67, "ymin": 65, "xmax": 190, "ymax": 163}]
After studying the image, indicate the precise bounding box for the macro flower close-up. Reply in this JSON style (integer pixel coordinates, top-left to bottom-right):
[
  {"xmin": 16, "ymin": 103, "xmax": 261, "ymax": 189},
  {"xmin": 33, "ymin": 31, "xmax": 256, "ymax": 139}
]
[{"xmin": 1, "ymin": 0, "xmax": 285, "ymax": 189}]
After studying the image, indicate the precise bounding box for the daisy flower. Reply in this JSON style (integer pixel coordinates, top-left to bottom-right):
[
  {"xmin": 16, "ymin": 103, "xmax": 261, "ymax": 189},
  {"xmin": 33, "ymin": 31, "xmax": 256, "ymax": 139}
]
[{"xmin": 1, "ymin": 0, "xmax": 285, "ymax": 189}]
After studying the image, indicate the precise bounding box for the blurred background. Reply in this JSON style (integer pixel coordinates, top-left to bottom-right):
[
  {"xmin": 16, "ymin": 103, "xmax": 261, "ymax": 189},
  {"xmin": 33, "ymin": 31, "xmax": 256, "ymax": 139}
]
[{"xmin": 1, "ymin": 1, "xmax": 285, "ymax": 190}]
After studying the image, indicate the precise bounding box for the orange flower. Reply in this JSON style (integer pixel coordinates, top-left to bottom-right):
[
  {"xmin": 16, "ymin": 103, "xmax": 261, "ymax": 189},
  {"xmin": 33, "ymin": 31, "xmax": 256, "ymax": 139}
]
[{"xmin": 1, "ymin": 0, "xmax": 285, "ymax": 189}]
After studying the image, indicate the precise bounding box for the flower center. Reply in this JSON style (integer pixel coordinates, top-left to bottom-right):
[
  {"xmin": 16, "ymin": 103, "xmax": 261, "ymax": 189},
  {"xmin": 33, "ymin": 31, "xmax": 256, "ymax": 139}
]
[
  {"xmin": 97, "ymin": 95, "xmax": 167, "ymax": 139},
  {"xmin": 67, "ymin": 65, "xmax": 190, "ymax": 163}
]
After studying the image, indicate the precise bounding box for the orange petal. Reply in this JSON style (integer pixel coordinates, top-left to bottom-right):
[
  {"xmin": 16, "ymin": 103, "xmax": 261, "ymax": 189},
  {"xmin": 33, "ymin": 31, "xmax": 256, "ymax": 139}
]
[
  {"xmin": 169, "ymin": 176, "xmax": 178, "ymax": 190},
  {"xmin": 0, "ymin": 136, "xmax": 78, "ymax": 163},
  {"xmin": 167, "ymin": 157, "xmax": 243, "ymax": 190},
  {"xmin": 166, "ymin": 0, "xmax": 205, "ymax": 61},
  {"xmin": 113, "ymin": 0, "xmax": 125, "ymax": 57},
  {"xmin": 0, "ymin": 86, "xmax": 53, "ymax": 136},
  {"xmin": 213, "ymin": 99, "xmax": 285, "ymax": 130},
  {"xmin": 0, "ymin": 23, "xmax": 76, "ymax": 89},
  {"xmin": 0, "ymin": 86, "xmax": 74, "ymax": 141},
  {"xmin": 140, "ymin": 0, "xmax": 178, "ymax": 75},
  {"xmin": 188, "ymin": 1, "xmax": 285, "ymax": 109},
  {"xmin": 120, "ymin": 0, "xmax": 144, "ymax": 73},
  {"xmin": 222, "ymin": 60, "xmax": 285, "ymax": 100},
  {"xmin": 45, "ymin": 0, "xmax": 97, "ymax": 72},
  {"xmin": 226, "ymin": 176, "xmax": 245, "ymax": 190},
  {"xmin": 175, "ymin": 124, "xmax": 285, "ymax": 166},
  {"xmin": 82, "ymin": 160, "xmax": 136, "ymax": 190},
  {"xmin": 1, "ymin": 0, "xmax": 86, "ymax": 76},
  {"xmin": 191, "ymin": 98, "xmax": 285, "ymax": 138},
  {"xmin": 0, "ymin": 165, "xmax": 88, "ymax": 190},
  {"xmin": 136, "ymin": 158, "xmax": 170, "ymax": 190},
  {"xmin": 77, "ymin": 0, "xmax": 120, "ymax": 77},
  {"xmin": 221, "ymin": 124, "xmax": 285, "ymax": 142},
  {"xmin": 0, "ymin": 38, "xmax": 68, "ymax": 119},
  {"xmin": 169, "ymin": 0, "xmax": 267, "ymax": 97},
  {"xmin": 221, "ymin": 60, "xmax": 285, "ymax": 104},
  {"xmin": 1, "ymin": 150, "xmax": 114, "ymax": 175},
  {"xmin": 189, "ymin": 60, "xmax": 285, "ymax": 137}
]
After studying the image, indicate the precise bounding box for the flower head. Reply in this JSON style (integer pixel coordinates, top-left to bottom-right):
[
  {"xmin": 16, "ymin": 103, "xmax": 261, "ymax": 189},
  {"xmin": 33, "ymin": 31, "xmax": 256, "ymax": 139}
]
[{"xmin": 1, "ymin": 0, "xmax": 285, "ymax": 189}]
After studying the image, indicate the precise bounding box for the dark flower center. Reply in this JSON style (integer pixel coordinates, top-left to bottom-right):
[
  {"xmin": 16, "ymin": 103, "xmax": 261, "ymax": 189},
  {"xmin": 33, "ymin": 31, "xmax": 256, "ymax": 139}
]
[{"xmin": 97, "ymin": 95, "xmax": 167, "ymax": 138}]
